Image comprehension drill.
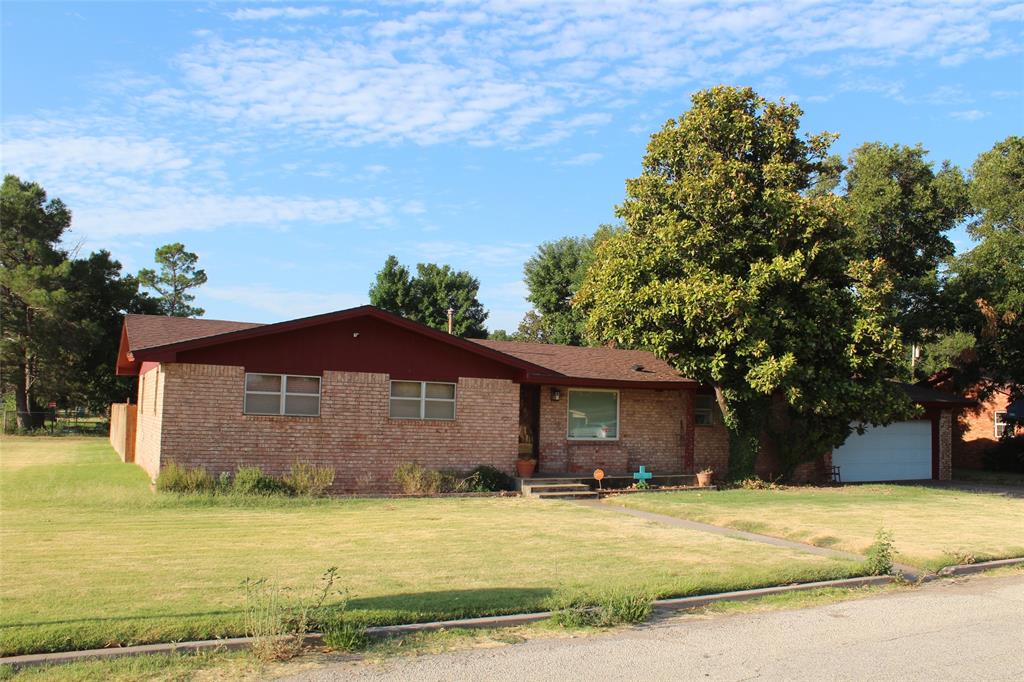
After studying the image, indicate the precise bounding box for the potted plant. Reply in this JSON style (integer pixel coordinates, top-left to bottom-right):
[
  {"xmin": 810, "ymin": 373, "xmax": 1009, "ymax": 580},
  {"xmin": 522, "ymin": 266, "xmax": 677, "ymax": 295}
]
[
  {"xmin": 696, "ymin": 468, "xmax": 713, "ymax": 487},
  {"xmin": 516, "ymin": 453, "xmax": 537, "ymax": 478}
]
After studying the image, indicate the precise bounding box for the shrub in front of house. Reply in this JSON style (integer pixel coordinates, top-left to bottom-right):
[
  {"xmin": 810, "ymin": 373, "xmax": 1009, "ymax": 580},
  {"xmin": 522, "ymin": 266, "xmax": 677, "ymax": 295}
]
[
  {"xmin": 284, "ymin": 462, "xmax": 336, "ymax": 497},
  {"xmin": 465, "ymin": 465, "xmax": 516, "ymax": 492},
  {"xmin": 233, "ymin": 466, "xmax": 291, "ymax": 496},
  {"xmin": 156, "ymin": 462, "xmax": 218, "ymax": 493},
  {"xmin": 157, "ymin": 462, "xmax": 335, "ymax": 497},
  {"xmin": 393, "ymin": 462, "xmax": 515, "ymax": 494}
]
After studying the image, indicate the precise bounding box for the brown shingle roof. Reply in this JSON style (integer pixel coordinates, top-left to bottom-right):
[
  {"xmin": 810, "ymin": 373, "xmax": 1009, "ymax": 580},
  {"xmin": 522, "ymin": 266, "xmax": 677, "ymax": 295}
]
[
  {"xmin": 121, "ymin": 310, "xmax": 694, "ymax": 386},
  {"xmin": 472, "ymin": 339, "xmax": 693, "ymax": 384},
  {"xmin": 124, "ymin": 314, "xmax": 263, "ymax": 352}
]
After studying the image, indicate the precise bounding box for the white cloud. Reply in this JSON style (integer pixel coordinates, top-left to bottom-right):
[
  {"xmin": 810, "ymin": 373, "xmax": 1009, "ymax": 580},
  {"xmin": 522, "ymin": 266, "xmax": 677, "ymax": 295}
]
[
  {"xmin": 408, "ymin": 241, "xmax": 534, "ymax": 268},
  {"xmin": 560, "ymin": 152, "xmax": 603, "ymax": 166},
  {"xmin": 1, "ymin": 125, "xmax": 404, "ymax": 238},
  {"xmin": 203, "ymin": 285, "xmax": 364, "ymax": 320},
  {"xmin": 123, "ymin": 1, "xmax": 1018, "ymax": 149},
  {"xmin": 74, "ymin": 189, "xmax": 394, "ymax": 238},
  {"xmin": 949, "ymin": 109, "xmax": 989, "ymax": 121},
  {"xmin": 3, "ymin": 134, "xmax": 191, "ymax": 177},
  {"xmin": 226, "ymin": 6, "xmax": 330, "ymax": 21}
]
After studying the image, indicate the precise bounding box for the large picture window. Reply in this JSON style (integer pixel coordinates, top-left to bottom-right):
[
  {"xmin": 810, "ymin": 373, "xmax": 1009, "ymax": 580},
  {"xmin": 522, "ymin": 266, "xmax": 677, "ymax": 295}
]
[
  {"xmin": 244, "ymin": 373, "xmax": 321, "ymax": 416},
  {"xmin": 567, "ymin": 389, "xmax": 619, "ymax": 440},
  {"xmin": 390, "ymin": 381, "xmax": 456, "ymax": 420}
]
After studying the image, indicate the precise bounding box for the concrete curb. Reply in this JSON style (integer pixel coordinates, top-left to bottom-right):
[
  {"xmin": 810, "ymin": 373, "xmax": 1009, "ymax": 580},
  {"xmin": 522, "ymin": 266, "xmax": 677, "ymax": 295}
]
[
  {"xmin": 650, "ymin": 575, "xmax": 893, "ymax": 611},
  {"xmin": 3, "ymin": 560, "xmax": 1021, "ymax": 671},
  {"xmin": 935, "ymin": 556, "xmax": 1024, "ymax": 577}
]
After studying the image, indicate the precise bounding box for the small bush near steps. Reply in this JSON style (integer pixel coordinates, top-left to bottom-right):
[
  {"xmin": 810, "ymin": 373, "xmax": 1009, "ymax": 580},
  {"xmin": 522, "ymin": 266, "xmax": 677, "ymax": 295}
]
[{"xmin": 392, "ymin": 462, "xmax": 515, "ymax": 494}]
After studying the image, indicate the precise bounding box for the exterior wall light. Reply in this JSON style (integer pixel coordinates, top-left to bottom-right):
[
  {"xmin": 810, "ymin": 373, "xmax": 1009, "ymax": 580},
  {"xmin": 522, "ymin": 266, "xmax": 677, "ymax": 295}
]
[{"xmin": 550, "ymin": 387, "xmax": 561, "ymax": 401}]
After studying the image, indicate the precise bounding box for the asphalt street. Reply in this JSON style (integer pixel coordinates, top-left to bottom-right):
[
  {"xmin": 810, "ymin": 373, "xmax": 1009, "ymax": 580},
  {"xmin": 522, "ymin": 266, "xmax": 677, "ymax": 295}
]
[{"xmin": 284, "ymin": 572, "xmax": 1024, "ymax": 681}]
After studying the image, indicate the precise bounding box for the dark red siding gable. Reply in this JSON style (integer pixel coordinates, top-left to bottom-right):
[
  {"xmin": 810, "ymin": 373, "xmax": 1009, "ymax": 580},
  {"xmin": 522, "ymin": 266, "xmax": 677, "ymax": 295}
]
[{"xmin": 176, "ymin": 315, "xmax": 520, "ymax": 381}]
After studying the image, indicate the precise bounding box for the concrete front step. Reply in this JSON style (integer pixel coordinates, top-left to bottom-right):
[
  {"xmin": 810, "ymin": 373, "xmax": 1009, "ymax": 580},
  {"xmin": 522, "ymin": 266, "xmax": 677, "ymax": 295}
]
[
  {"xmin": 525, "ymin": 483, "xmax": 590, "ymax": 492},
  {"xmin": 517, "ymin": 477, "xmax": 599, "ymax": 499},
  {"xmin": 535, "ymin": 491, "xmax": 599, "ymax": 500},
  {"xmin": 521, "ymin": 481, "xmax": 593, "ymax": 497}
]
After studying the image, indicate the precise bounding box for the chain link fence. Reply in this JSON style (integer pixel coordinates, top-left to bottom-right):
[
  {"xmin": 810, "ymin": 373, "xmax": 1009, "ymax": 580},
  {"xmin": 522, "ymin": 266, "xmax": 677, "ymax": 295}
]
[{"xmin": 2, "ymin": 410, "xmax": 109, "ymax": 436}]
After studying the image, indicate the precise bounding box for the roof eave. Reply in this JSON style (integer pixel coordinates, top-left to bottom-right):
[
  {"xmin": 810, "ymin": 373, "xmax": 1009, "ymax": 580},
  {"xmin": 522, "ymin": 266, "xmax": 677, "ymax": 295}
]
[{"xmin": 520, "ymin": 374, "xmax": 697, "ymax": 390}]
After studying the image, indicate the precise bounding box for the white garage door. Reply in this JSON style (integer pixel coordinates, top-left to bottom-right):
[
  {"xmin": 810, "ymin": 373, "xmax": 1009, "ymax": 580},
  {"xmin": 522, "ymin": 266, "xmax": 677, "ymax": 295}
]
[{"xmin": 832, "ymin": 421, "xmax": 932, "ymax": 482}]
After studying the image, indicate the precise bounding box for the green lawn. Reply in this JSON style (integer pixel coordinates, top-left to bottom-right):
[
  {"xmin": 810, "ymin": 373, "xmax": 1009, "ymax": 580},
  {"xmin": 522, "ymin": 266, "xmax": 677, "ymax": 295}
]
[
  {"xmin": 604, "ymin": 485, "xmax": 1024, "ymax": 571},
  {"xmin": 0, "ymin": 437, "xmax": 863, "ymax": 656}
]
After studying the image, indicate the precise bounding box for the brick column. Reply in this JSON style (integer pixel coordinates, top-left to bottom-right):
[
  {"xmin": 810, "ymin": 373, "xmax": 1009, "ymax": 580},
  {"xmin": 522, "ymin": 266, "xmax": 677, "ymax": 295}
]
[{"xmin": 939, "ymin": 409, "xmax": 953, "ymax": 481}]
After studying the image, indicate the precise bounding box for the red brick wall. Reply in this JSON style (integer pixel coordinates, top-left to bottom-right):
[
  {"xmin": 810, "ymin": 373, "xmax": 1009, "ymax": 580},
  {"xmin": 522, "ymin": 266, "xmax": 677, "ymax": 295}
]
[
  {"xmin": 955, "ymin": 390, "xmax": 1017, "ymax": 469},
  {"xmin": 536, "ymin": 386, "xmax": 688, "ymax": 475},
  {"xmin": 694, "ymin": 422, "xmax": 730, "ymax": 476},
  {"xmin": 154, "ymin": 363, "xmax": 518, "ymax": 492},
  {"xmin": 134, "ymin": 364, "xmax": 164, "ymax": 481}
]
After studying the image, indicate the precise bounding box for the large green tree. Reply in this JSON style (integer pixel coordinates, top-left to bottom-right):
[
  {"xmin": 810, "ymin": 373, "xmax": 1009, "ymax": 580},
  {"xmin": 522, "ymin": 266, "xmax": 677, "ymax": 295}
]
[
  {"xmin": 138, "ymin": 242, "xmax": 207, "ymax": 317},
  {"xmin": 63, "ymin": 251, "xmax": 161, "ymax": 410},
  {"xmin": 578, "ymin": 86, "xmax": 912, "ymax": 479},
  {"xmin": 943, "ymin": 136, "xmax": 1024, "ymax": 406},
  {"xmin": 842, "ymin": 143, "xmax": 970, "ymax": 345},
  {"xmin": 368, "ymin": 256, "xmax": 489, "ymax": 337},
  {"xmin": 520, "ymin": 225, "xmax": 617, "ymax": 345},
  {"xmin": 1, "ymin": 176, "xmax": 157, "ymax": 424},
  {"xmin": 0, "ymin": 175, "xmax": 72, "ymax": 427}
]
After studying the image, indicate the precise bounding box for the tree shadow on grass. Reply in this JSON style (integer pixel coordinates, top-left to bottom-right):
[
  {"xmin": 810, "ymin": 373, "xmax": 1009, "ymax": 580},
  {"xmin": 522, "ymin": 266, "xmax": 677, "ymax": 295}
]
[
  {"xmin": 346, "ymin": 587, "xmax": 556, "ymax": 624},
  {"xmin": 3, "ymin": 588, "xmax": 557, "ymax": 629}
]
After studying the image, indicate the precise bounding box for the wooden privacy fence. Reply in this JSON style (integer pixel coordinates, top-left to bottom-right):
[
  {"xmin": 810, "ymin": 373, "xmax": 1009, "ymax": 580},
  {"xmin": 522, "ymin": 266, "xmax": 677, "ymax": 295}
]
[{"xmin": 109, "ymin": 403, "xmax": 137, "ymax": 463}]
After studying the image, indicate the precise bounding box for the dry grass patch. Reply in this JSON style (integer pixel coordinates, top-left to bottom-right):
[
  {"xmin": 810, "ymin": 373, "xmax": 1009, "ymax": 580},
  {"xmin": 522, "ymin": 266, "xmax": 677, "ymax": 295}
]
[
  {"xmin": 606, "ymin": 485, "xmax": 1024, "ymax": 570},
  {"xmin": 0, "ymin": 437, "xmax": 862, "ymax": 656}
]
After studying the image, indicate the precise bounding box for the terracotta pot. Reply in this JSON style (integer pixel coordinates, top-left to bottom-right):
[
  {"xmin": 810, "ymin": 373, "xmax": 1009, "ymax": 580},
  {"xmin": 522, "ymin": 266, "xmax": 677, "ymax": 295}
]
[
  {"xmin": 516, "ymin": 459, "xmax": 537, "ymax": 478},
  {"xmin": 696, "ymin": 471, "xmax": 713, "ymax": 487}
]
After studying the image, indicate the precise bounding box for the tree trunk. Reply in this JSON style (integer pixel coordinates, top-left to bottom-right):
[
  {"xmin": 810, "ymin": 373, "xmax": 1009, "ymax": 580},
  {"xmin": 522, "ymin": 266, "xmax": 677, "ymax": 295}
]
[
  {"xmin": 724, "ymin": 398, "xmax": 769, "ymax": 481},
  {"xmin": 14, "ymin": 360, "xmax": 32, "ymax": 430}
]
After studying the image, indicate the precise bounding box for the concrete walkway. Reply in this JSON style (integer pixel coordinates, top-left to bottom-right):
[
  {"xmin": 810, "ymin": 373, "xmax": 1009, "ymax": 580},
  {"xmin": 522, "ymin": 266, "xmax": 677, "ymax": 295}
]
[
  {"xmin": 577, "ymin": 499, "xmax": 924, "ymax": 579},
  {"xmin": 577, "ymin": 499, "xmax": 864, "ymax": 560}
]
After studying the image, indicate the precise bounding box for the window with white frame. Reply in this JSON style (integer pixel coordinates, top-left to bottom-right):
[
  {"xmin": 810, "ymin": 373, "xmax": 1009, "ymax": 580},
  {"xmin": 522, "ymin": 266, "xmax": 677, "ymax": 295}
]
[
  {"xmin": 695, "ymin": 393, "xmax": 715, "ymax": 426},
  {"xmin": 389, "ymin": 381, "xmax": 456, "ymax": 420},
  {"xmin": 244, "ymin": 373, "xmax": 321, "ymax": 416},
  {"xmin": 995, "ymin": 411, "xmax": 1010, "ymax": 438},
  {"xmin": 567, "ymin": 389, "xmax": 619, "ymax": 440}
]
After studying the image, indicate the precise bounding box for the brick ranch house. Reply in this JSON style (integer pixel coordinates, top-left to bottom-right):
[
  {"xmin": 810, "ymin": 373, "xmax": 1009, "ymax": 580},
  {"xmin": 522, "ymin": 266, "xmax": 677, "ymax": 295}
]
[{"xmin": 112, "ymin": 306, "xmax": 968, "ymax": 492}]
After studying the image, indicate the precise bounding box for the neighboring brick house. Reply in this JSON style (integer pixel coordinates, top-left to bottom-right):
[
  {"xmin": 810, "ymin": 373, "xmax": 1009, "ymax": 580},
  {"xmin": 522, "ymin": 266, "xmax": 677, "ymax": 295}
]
[
  {"xmin": 114, "ymin": 305, "xmax": 967, "ymax": 491},
  {"xmin": 925, "ymin": 371, "xmax": 1022, "ymax": 469}
]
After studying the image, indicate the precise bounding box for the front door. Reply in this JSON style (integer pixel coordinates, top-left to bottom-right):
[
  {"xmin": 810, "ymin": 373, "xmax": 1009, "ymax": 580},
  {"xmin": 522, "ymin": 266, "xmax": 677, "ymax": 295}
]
[{"xmin": 518, "ymin": 384, "xmax": 540, "ymax": 462}]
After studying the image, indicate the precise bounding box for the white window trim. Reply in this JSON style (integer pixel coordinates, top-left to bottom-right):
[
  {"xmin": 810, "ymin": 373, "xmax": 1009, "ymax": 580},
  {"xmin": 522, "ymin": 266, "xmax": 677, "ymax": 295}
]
[
  {"xmin": 566, "ymin": 388, "xmax": 621, "ymax": 441},
  {"xmin": 995, "ymin": 411, "xmax": 1009, "ymax": 438},
  {"xmin": 244, "ymin": 372, "xmax": 322, "ymax": 417},
  {"xmin": 389, "ymin": 380, "xmax": 457, "ymax": 421}
]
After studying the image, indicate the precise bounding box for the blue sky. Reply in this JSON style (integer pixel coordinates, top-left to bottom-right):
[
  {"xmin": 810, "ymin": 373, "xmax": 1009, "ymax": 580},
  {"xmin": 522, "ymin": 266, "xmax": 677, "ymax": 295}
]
[{"xmin": 3, "ymin": 1, "xmax": 1022, "ymax": 331}]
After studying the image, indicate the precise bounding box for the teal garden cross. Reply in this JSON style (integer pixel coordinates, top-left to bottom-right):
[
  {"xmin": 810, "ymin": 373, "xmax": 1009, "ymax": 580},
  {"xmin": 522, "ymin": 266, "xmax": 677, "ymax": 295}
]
[{"xmin": 633, "ymin": 466, "xmax": 653, "ymax": 484}]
